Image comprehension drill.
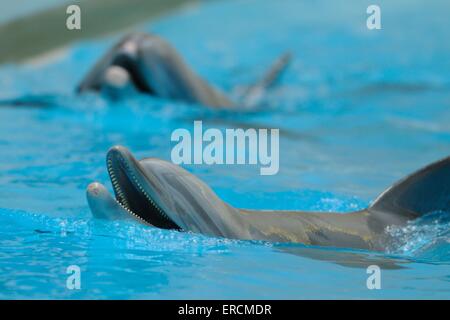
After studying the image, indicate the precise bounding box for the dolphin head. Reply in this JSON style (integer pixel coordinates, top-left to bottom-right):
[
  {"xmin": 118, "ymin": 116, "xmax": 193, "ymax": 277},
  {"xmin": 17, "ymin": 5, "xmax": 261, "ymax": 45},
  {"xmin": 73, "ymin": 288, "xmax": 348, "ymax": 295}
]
[
  {"xmin": 103, "ymin": 35, "xmax": 192, "ymax": 101},
  {"xmin": 87, "ymin": 146, "xmax": 249, "ymax": 238}
]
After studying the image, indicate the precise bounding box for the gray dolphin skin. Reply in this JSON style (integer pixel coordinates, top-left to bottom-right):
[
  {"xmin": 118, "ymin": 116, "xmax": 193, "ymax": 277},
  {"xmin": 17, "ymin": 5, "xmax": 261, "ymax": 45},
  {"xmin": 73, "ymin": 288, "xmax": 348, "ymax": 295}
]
[
  {"xmin": 86, "ymin": 145, "xmax": 450, "ymax": 251},
  {"xmin": 77, "ymin": 33, "xmax": 291, "ymax": 108}
]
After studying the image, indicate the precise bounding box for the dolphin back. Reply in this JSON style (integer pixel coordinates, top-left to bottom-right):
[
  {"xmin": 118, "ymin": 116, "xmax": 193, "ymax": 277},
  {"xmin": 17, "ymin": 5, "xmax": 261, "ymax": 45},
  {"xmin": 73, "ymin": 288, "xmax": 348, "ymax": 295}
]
[{"xmin": 369, "ymin": 156, "xmax": 450, "ymax": 223}]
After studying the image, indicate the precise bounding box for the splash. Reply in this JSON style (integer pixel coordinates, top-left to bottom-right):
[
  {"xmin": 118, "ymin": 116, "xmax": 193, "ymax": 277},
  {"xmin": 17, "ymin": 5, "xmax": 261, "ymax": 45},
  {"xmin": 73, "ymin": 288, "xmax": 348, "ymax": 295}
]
[{"xmin": 385, "ymin": 211, "xmax": 450, "ymax": 260}]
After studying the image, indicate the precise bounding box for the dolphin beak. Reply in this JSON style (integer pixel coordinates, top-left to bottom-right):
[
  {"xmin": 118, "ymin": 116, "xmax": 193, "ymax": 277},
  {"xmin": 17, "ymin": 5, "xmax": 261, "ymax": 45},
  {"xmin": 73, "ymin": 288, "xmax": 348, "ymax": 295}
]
[
  {"xmin": 86, "ymin": 182, "xmax": 130, "ymax": 220},
  {"xmin": 105, "ymin": 146, "xmax": 180, "ymax": 230}
]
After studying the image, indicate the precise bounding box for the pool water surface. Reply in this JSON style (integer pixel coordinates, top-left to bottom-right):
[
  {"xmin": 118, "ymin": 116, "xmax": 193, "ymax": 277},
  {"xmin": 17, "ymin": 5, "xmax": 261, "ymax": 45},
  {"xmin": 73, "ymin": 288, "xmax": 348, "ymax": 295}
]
[{"xmin": 0, "ymin": 0, "xmax": 449, "ymax": 299}]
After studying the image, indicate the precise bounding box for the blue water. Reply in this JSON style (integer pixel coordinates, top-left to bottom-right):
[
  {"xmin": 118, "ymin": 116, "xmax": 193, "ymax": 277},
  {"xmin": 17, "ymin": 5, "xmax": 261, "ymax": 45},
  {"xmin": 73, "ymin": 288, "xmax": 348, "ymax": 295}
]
[{"xmin": 0, "ymin": 0, "xmax": 449, "ymax": 299}]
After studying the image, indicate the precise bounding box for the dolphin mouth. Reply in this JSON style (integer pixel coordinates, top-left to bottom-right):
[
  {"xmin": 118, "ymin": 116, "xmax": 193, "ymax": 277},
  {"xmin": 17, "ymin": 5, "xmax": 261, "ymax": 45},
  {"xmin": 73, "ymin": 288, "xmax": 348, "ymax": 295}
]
[
  {"xmin": 112, "ymin": 54, "xmax": 155, "ymax": 95},
  {"xmin": 106, "ymin": 147, "xmax": 180, "ymax": 230}
]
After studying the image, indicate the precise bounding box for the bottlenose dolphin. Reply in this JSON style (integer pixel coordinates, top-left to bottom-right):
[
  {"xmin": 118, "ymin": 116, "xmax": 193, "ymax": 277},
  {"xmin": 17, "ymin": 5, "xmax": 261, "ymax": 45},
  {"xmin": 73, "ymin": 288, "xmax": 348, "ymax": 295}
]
[
  {"xmin": 86, "ymin": 145, "xmax": 450, "ymax": 251},
  {"xmin": 78, "ymin": 33, "xmax": 291, "ymax": 108}
]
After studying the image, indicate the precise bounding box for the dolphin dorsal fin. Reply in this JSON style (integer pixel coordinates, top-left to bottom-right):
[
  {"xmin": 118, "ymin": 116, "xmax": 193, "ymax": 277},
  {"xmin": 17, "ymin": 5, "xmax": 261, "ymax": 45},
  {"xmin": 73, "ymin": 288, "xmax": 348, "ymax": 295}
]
[
  {"xmin": 241, "ymin": 52, "xmax": 292, "ymax": 108},
  {"xmin": 369, "ymin": 156, "xmax": 450, "ymax": 219}
]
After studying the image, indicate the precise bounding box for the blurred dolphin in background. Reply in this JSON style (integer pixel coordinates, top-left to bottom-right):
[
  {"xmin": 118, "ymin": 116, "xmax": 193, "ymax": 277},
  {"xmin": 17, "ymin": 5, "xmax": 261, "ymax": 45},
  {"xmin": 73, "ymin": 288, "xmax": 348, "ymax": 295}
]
[{"xmin": 78, "ymin": 33, "xmax": 291, "ymax": 108}]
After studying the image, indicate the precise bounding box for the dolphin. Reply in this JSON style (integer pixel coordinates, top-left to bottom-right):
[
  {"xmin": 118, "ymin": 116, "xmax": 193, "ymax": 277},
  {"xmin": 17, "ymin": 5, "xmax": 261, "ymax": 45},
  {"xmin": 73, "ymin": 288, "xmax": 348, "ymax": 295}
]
[
  {"xmin": 86, "ymin": 145, "xmax": 450, "ymax": 251},
  {"xmin": 77, "ymin": 33, "xmax": 291, "ymax": 108}
]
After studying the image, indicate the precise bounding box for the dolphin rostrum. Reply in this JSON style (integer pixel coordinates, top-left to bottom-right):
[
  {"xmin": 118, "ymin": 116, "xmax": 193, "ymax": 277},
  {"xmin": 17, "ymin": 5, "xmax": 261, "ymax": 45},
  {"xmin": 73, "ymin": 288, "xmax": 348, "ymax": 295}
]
[
  {"xmin": 77, "ymin": 33, "xmax": 291, "ymax": 108},
  {"xmin": 86, "ymin": 145, "xmax": 450, "ymax": 251}
]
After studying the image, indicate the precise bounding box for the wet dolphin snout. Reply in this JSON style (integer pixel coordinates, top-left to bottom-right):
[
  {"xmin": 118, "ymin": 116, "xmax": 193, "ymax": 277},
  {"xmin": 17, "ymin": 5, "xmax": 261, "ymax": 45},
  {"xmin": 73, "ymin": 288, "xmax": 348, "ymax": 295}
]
[{"xmin": 86, "ymin": 182, "xmax": 129, "ymax": 220}]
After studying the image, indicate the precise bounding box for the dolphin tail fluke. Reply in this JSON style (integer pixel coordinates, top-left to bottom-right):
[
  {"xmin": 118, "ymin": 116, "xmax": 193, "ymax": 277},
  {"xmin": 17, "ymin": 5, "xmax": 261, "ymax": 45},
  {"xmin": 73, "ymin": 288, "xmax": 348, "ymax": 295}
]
[
  {"xmin": 241, "ymin": 51, "xmax": 292, "ymax": 108},
  {"xmin": 369, "ymin": 156, "xmax": 450, "ymax": 222}
]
